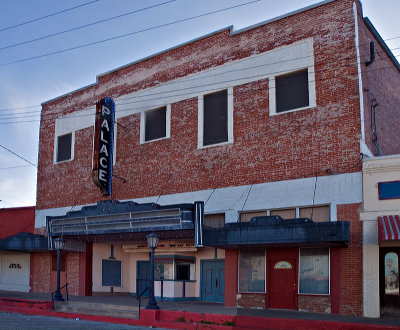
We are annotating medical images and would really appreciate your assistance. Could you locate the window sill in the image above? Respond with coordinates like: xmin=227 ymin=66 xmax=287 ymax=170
xmin=54 ymin=158 xmax=73 ymax=165
xmin=141 ymin=136 xmax=170 ymax=145
xmin=270 ymin=105 xmax=316 ymax=117
xmin=197 ymin=140 xmax=233 ymax=150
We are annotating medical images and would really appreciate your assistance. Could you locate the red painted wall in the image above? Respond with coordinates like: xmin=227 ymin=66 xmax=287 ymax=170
xmin=224 ymin=250 xmax=238 ymax=307
xmin=0 ymin=206 xmax=35 ymax=238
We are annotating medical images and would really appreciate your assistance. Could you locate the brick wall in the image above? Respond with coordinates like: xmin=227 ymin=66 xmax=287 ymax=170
xmin=298 ymin=295 xmax=331 ymax=313
xmin=30 ymin=252 xmax=51 ymax=293
xmin=66 ymin=253 xmax=80 ymax=295
xmin=337 ymin=203 xmax=363 ymax=316
xmin=357 ymin=4 xmax=400 ymax=156
xmin=237 ymin=293 xmax=266 ymax=309
xmin=37 ymin=0 xmax=366 ymax=211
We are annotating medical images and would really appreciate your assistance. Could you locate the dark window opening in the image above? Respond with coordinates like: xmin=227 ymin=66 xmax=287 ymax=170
xmin=56 ymin=133 xmax=72 ymax=162
xmin=276 ymin=69 xmax=309 ymax=113
xmin=379 ymin=181 xmax=400 ymax=200
xmin=145 ymin=107 xmax=167 ymax=142
xmin=203 ymin=90 xmax=228 ymax=146
xmin=176 ymin=264 xmax=190 ymax=281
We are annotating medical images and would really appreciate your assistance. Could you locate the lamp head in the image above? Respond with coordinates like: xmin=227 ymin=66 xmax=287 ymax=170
xmin=54 ymin=237 xmax=65 ymax=251
xmin=146 ymin=233 xmax=159 ymax=249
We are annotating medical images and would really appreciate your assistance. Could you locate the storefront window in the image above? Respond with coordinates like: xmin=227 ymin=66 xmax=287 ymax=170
xmin=239 ymin=249 xmax=265 ymax=292
xmin=385 ymin=252 xmax=399 ymax=295
xmin=299 ymin=248 xmax=329 ymax=294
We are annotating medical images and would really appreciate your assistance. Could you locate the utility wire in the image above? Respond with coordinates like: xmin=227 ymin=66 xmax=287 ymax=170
xmin=0 ymin=0 xmax=261 ymax=68
xmin=0 ymin=0 xmax=176 ymax=51
xmin=0 ymin=61 xmax=398 ymax=125
xmin=0 ymin=0 xmax=100 ymax=32
xmin=0 ymin=43 xmax=398 ymax=122
xmin=0 ymin=47 xmax=398 ymax=122
xmin=0 ymin=144 xmax=37 ymax=167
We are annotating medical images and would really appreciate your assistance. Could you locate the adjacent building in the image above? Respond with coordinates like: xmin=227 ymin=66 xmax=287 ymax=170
xmin=0 ymin=207 xmax=47 ymax=292
xmin=34 ymin=0 xmax=400 ymax=317
xmin=361 ymin=156 xmax=400 ymax=317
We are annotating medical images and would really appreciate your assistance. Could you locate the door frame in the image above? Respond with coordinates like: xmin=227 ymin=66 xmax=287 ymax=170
xmin=266 ymin=248 xmax=298 ymax=310
xmin=136 ymin=260 xmax=150 ymax=297
xmin=379 ymin=247 xmax=400 ymax=314
xmin=200 ymin=259 xmax=225 ymax=303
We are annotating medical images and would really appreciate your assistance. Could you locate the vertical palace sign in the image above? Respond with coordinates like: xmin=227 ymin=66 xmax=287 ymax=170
xmin=93 ymin=97 xmax=115 ymax=196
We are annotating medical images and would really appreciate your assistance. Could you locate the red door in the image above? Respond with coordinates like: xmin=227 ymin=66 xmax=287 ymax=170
xmin=268 ymin=249 xmax=298 ymax=310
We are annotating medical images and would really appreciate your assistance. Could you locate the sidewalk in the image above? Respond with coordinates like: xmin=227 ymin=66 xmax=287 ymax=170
xmin=0 ymin=290 xmax=400 ymax=330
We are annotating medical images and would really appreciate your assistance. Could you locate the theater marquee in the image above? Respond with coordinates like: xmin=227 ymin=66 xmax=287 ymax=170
xmin=93 ymin=97 xmax=115 ymax=196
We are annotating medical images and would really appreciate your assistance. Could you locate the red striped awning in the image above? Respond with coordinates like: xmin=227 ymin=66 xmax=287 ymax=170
xmin=378 ymin=215 xmax=400 ymax=242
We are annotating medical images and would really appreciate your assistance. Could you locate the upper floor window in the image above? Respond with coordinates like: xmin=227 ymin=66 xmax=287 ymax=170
xmin=379 ymin=181 xmax=400 ymax=200
xmin=276 ymin=69 xmax=309 ymax=113
xmin=240 ymin=205 xmax=330 ymax=222
xmin=141 ymin=105 xmax=171 ymax=143
xmin=55 ymin=133 xmax=73 ymax=163
xmin=198 ymin=88 xmax=233 ymax=148
xmin=269 ymin=68 xmax=316 ymax=116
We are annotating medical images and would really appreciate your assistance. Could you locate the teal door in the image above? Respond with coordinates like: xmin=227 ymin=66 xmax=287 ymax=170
xmin=137 ymin=261 xmax=150 ymax=297
xmin=201 ymin=260 xmax=225 ymax=303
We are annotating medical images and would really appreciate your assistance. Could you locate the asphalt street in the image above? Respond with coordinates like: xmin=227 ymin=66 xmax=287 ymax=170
xmin=0 ymin=312 xmax=168 ymax=330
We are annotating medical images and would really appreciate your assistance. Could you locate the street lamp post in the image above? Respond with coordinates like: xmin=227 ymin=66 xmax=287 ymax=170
xmin=145 ymin=233 xmax=159 ymax=310
xmin=53 ymin=237 xmax=65 ymax=301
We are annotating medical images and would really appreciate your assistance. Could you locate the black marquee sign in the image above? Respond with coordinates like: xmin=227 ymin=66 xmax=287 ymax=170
xmin=93 ymin=97 xmax=115 ymax=196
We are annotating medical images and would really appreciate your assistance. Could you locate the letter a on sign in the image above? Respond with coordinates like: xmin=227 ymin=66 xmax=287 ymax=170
xmin=92 ymin=97 xmax=115 ymax=196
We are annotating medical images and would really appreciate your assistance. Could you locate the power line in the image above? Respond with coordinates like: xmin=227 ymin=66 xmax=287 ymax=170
xmin=0 ymin=0 xmax=100 ymax=32
xmin=0 ymin=60 xmax=398 ymax=125
xmin=0 ymin=45 xmax=398 ymax=120
xmin=0 ymin=43 xmax=398 ymax=123
xmin=0 ymin=165 xmax=31 ymax=171
xmin=0 ymin=0 xmax=177 ymax=52
xmin=0 ymin=0 xmax=261 ymax=68
xmin=0 ymin=144 xmax=37 ymax=167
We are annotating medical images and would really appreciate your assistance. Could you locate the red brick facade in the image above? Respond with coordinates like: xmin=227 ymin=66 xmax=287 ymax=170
xmin=37 ymin=0 xmax=368 ymax=211
xmin=33 ymin=0 xmax=400 ymax=317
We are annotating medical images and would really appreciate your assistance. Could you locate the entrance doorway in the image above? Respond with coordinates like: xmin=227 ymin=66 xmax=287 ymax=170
xmin=137 ymin=261 xmax=150 ymax=297
xmin=267 ymin=248 xmax=298 ymax=310
xmin=201 ymin=260 xmax=225 ymax=303
xmin=380 ymin=247 xmax=400 ymax=316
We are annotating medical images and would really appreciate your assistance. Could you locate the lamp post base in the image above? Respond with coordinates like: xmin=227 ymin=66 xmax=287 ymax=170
xmin=145 ymin=297 xmax=159 ymax=310
xmin=53 ymin=291 xmax=64 ymax=301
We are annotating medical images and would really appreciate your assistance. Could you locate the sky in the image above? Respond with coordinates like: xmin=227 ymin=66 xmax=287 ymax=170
xmin=0 ymin=0 xmax=399 ymax=208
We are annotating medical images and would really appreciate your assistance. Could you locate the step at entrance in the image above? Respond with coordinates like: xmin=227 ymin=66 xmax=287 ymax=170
xmin=54 ymin=301 xmax=139 ymax=319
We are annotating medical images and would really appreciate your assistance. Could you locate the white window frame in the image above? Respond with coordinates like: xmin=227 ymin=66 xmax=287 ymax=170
xmin=269 ymin=67 xmax=316 ymax=116
xmin=198 ymin=87 xmax=233 ymax=149
xmin=298 ymin=247 xmax=330 ymax=296
xmin=140 ymin=104 xmax=171 ymax=144
xmin=54 ymin=132 xmax=75 ymax=164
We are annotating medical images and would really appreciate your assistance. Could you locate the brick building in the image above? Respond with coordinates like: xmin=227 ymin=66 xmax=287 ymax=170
xmin=34 ymin=0 xmax=400 ymax=317
xmin=0 ymin=207 xmax=47 ymax=292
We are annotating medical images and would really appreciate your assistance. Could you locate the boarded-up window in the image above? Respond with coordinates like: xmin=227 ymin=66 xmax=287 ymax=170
xmin=299 ymin=205 xmax=330 ymax=222
xmin=56 ymin=133 xmax=72 ymax=162
xmin=240 ymin=211 xmax=266 ymax=222
xmin=270 ymin=208 xmax=296 ymax=219
xmin=102 ymin=259 xmax=121 ymax=286
xmin=203 ymin=90 xmax=228 ymax=146
xmin=276 ymin=69 xmax=309 ymax=113
xmin=145 ymin=106 xmax=167 ymax=142
xmin=204 ymin=213 xmax=225 ymax=228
